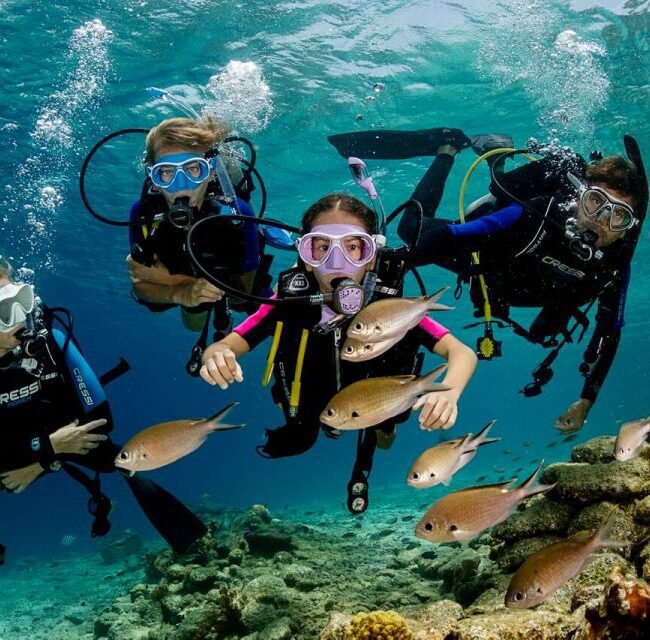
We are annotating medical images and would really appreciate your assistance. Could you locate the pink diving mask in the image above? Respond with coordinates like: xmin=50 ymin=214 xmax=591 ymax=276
xmin=296 ymin=224 xmax=377 ymax=276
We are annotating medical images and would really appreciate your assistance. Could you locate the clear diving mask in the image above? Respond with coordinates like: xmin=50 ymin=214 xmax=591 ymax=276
xmin=568 ymin=172 xmax=637 ymax=232
xmin=0 ymin=282 xmax=35 ymax=333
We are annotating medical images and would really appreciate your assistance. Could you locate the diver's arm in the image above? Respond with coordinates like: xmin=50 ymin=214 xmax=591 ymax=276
xmin=412 ymin=329 xmax=477 ymax=430
xmin=127 ymin=255 xmax=193 ymax=286
xmin=133 ymin=277 xmax=223 ymax=307
xmin=405 ymin=203 xmax=525 ymax=265
xmin=200 ymin=301 xmax=278 ymax=388
xmin=555 ymin=274 xmax=628 ymax=433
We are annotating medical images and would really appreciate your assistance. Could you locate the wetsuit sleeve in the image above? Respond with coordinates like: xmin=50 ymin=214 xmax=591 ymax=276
xmin=0 ymin=427 xmax=56 ymax=470
xmin=413 ymin=316 xmax=451 ymax=352
xmin=233 ymin=298 xmax=280 ymax=349
xmin=579 ymin=269 xmax=629 ymax=403
xmin=405 ymin=203 xmax=525 ymax=265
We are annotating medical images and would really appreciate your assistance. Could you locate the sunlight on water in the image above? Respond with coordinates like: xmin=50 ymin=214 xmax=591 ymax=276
xmin=476 ymin=0 xmax=610 ymax=144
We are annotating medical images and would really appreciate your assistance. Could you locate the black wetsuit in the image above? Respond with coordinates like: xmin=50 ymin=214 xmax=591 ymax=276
xmin=398 ymin=154 xmax=630 ymax=403
xmin=234 ymin=264 xmax=449 ymax=511
xmin=0 ymin=314 xmax=206 ymax=552
xmin=129 ymin=189 xmax=268 ymax=335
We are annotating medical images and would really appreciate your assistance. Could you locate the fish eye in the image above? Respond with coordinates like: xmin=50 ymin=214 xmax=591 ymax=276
xmin=412 ymin=473 xmax=419 ymax=480
xmin=326 ymin=408 xmax=335 ymax=417
xmin=424 ymin=522 xmax=433 ymax=532
xmin=354 ymin=323 xmax=363 ymax=331
xmin=118 ymin=451 xmax=128 ymax=460
xmin=513 ymin=591 xmax=523 ymax=601
xmin=351 ymin=411 xmax=360 ymax=418
xmin=449 ymin=524 xmax=458 ymax=532
xmin=344 ymin=345 xmax=354 ymax=354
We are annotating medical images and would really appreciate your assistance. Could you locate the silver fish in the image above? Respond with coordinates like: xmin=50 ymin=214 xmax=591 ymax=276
xmin=115 ymin=403 xmax=244 ymax=473
xmin=346 ymin=287 xmax=452 ymax=343
xmin=505 ymin=511 xmax=625 ymax=609
xmin=340 ymin=336 xmax=396 ymax=362
xmin=406 ymin=420 xmax=499 ymax=489
xmin=320 ymin=365 xmax=449 ymax=431
xmin=415 ymin=462 xmax=554 ymax=543
xmin=614 ymin=416 xmax=650 ymax=461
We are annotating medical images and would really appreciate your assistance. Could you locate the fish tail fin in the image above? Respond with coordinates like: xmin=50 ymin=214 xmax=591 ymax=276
xmin=593 ymin=509 xmax=628 ymax=550
xmin=418 ymin=364 xmax=450 ymax=394
xmin=207 ymin=402 xmax=246 ymax=432
xmin=425 ymin=286 xmax=454 ymax=312
xmin=518 ymin=460 xmax=555 ymax=498
xmin=471 ymin=419 xmax=500 ymax=447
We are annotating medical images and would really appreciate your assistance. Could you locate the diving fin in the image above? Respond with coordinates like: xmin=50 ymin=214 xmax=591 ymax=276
xmin=624 ymin=135 xmax=648 ymax=224
xmin=123 ymin=474 xmax=207 ymax=554
xmin=328 ymin=128 xmax=471 ymax=159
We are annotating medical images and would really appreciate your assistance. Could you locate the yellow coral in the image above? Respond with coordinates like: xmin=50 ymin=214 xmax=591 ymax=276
xmin=345 ymin=610 xmax=414 ymax=640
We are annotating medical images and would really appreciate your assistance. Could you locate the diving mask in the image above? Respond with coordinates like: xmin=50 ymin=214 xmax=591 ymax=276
xmin=149 ymin=153 xmax=212 ymax=193
xmin=0 ymin=282 xmax=35 ymax=333
xmin=568 ymin=173 xmax=637 ymax=232
xmin=296 ymin=224 xmax=377 ymax=271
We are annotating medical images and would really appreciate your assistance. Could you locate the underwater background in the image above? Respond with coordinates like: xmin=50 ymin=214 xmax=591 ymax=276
xmin=0 ymin=0 xmax=648 ymax=637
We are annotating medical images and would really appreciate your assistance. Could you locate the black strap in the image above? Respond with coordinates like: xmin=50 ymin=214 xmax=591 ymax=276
xmin=98 ymin=357 xmax=131 ymax=386
xmin=62 ymin=463 xmax=112 ymax=537
xmin=186 ymin=306 xmax=213 ymax=377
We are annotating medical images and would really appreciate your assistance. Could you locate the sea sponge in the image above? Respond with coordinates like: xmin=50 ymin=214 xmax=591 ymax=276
xmin=345 ymin=610 xmax=414 ymax=640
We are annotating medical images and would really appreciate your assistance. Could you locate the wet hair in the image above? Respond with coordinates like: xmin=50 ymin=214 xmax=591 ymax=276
xmin=301 ymin=193 xmax=378 ymax=234
xmin=145 ymin=116 xmax=230 ymax=165
xmin=586 ymin=156 xmax=641 ymax=207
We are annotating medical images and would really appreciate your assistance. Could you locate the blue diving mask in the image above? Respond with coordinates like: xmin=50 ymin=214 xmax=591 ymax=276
xmin=149 ymin=152 xmax=213 ymax=193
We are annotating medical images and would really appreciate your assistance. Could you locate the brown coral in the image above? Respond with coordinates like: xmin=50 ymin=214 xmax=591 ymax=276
xmin=345 ymin=610 xmax=414 ymax=640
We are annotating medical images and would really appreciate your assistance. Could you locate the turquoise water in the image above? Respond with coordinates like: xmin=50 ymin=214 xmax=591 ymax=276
xmin=0 ymin=0 xmax=648 ymax=633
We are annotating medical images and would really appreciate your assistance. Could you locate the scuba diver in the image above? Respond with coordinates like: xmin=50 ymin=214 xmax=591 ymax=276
xmin=126 ymin=115 xmax=275 ymax=368
xmin=80 ymin=92 xmax=289 ymax=376
xmin=329 ymin=127 xmax=648 ymax=433
xmin=0 ymin=257 xmax=207 ymax=559
xmin=197 ymin=194 xmax=477 ymax=514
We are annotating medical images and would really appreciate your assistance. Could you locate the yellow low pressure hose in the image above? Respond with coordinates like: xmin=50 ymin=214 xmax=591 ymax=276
xmin=289 ymin=328 xmax=310 ymax=417
xmin=262 ymin=320 xmax=284 ymax=387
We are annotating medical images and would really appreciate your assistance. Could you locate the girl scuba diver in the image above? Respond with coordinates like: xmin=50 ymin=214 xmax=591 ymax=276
xmin=199 ymin=194 xmax=477 ymax=514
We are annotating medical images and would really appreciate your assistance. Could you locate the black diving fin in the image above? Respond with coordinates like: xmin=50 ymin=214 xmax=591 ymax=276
xmin=328 ymin=128 xmax=513 ymax=160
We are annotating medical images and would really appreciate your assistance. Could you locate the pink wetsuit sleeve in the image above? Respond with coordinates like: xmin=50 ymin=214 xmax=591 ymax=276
xmin=418 ymin=316 xmax=450 ymax=341
xmin=234 ymin=295 xmax=277 ymax=337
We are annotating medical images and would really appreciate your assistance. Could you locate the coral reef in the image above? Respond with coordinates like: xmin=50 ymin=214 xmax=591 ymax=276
xmin=93 ymin=437 xmax=650 ymax=640
xmin=345 ymin=610 xmax=414 ymax=640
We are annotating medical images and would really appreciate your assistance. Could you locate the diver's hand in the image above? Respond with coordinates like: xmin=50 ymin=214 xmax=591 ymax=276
xmin=1 ymin=462 xmax=45 ymax=494
xmin=0 ymin=323 xmax=24 ymax=354
xmin=555 ymin=398 xmax=592 ymax=434
xmin=412 ymin=389 xmax=459 ymax=430
xmin=174 ymin=278 xmax=224 ymax=307
xmin=126 ymin=255 xmax=191 ymax=286
xmin=200 ymin=344 xmax=244 ymax=389
xmin=49 ymin=419 xmax=108 ymax=455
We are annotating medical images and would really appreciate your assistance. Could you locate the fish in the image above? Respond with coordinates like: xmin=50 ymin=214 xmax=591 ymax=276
xmin=406 ymin=420 xmax=499 ymax=489
xmin=505 ymin=511 xmax=625 ymax=609
xmin=340 ymin=336 xmax=396 ymax=363
xmin=346 ymin=287 xmax=452 ymax=343
xmin=319 ymin=365 xmax=449 ymax=431
xmin=61 ymin=534 xmax=77 ymax=547
xmin=115 ymin=403 xmax=244 ymax=473
xmin=614 ymin=416 xmax=650 ymax=461
xmin=415 ymin=462 xmax=555 ymax=543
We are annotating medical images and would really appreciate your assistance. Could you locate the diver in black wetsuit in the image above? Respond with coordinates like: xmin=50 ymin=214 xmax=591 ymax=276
xmin=329 ymin=128 xmax=648 ymax=433
xmin=0 ymin=258 xmax=207 ymax=558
